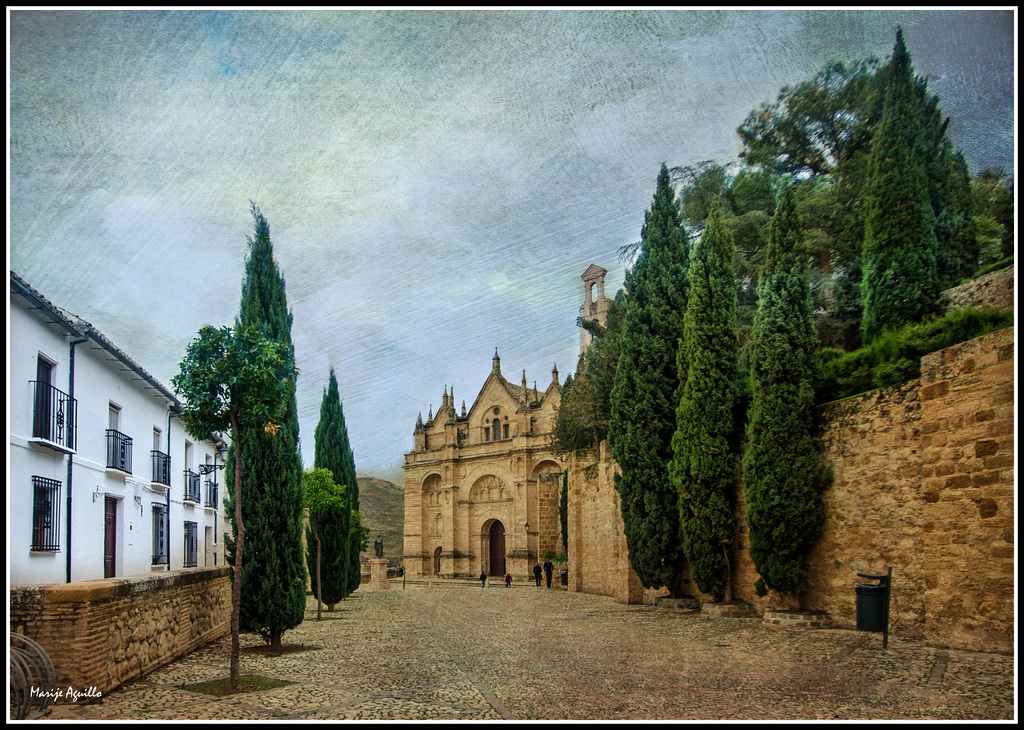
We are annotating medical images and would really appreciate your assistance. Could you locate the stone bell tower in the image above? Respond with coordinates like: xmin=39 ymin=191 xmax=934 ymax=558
xmin=578 ymin=264 xmax=611 ymax=355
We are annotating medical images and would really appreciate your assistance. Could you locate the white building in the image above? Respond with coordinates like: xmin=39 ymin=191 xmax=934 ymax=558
xmin=9 ymin=272 xmax=228 ymax=585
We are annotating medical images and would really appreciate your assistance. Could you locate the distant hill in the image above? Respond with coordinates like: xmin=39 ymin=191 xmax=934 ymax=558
xmin=356 ymin=476 xmax=404 ymax=569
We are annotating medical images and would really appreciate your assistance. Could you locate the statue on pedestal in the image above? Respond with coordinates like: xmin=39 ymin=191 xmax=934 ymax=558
xmin=374 ymin=534 xmax=384 ymax=559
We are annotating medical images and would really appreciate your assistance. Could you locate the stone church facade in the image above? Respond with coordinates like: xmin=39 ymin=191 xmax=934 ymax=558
xmin=403 ymin=265 xmax=613 ymax=580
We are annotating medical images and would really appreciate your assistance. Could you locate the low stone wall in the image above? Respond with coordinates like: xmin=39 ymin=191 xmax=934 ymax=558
xmin=10 ymin=567 xmax=230 ymax=698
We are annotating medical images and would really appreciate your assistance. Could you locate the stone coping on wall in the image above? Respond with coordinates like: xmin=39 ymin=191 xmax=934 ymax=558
xmin=701 ymin=602 xmax=759 ymax=619
xmin=33 ymin=566 xmax=231 ymax=603
xmin=762 ymin=610 xmax=834 ymax=629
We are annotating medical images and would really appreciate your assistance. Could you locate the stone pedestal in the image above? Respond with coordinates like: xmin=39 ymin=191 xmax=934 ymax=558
xmin=368 ymin=559 xmax=390 ymax=591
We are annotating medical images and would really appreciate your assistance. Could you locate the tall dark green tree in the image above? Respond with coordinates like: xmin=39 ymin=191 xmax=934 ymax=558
xmin=608 ymin=164 xmax=690 ymax=597
xmin=670 ymin=198 xmax=738 ymax=602
xmin=860 ymin=29 xmax=940 ymax=342
xmin=225 ymin=203 xmax=306 ymax=649
xmin=307 ymin=368 xmax=353 ymax=608
xmin=743 ymin=187 xmax=826 ymax=602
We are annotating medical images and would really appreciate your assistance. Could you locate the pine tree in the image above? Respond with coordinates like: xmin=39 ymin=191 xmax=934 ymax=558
xmin=671 ymin=198 xmax=738 ymax=602
xmin=608 ymin=164 xmax=690 ymax=597
xmin=860 ymin=29 xmax=940 ymax=343
xmin=308 ymin=368 xmax=352 ymax=609
xmin=225 ymin=203 xmax=306 ymax=649
xmin=743 ymin=187 xmax=826 ymax=601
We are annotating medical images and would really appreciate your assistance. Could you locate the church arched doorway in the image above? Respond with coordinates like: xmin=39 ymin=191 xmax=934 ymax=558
xmin=484 ymin=520 xmax=506 ymax=576
xmin=433 ymin=546 xmax=441 ymax=575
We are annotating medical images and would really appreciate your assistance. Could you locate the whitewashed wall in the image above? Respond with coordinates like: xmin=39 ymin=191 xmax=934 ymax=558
xmin=9 ymin=281 xmax=226 ymax=585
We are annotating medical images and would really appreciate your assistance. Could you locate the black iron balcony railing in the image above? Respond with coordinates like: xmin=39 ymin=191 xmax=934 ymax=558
xmin=204 ymin=479 xmax=219 ymax=509
xmin=183 ymin=470 xmax=201 ymax=503
xmin=105 ymin=429 xmax=132 ymax=474
xmin=151 ymin=450 xmax=171 ymax=486
xmin=31 ymin=381 xmax=77 ymax=451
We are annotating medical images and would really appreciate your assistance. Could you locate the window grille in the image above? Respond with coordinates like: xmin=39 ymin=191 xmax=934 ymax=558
xmin=31 ymin=477 xmax=62 ymax=551
xmin=183 ymin=521 xmax=198 ymax=568
xmin=152 ymin=504 xmax=168 ymax=564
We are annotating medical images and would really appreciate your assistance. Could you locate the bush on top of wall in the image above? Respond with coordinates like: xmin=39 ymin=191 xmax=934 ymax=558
xmin=816 ymin=307 xmax=1013 ymax=404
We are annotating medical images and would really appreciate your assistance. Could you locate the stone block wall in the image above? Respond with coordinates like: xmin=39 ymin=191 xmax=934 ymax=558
xmin=10 ymin=567 xmax=231 ymax=698
xmin=565 ymin=328 xmax=1014 ymax=653
xmin=917 ymin=327 xmax=1015 ymax=651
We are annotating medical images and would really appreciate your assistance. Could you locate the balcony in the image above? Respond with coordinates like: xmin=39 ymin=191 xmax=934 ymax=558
xmin=183 ymin=470 xmax=201 ymax=504
xmin=105 ymin=429 xmax=133 ymax=474
xmin=204 ymin=479 xmax=219 ymax=509
xmin=30 ymin=381 xmax=76 ymax=453
xmin=151 ymin=450 xmax=171 ymax=487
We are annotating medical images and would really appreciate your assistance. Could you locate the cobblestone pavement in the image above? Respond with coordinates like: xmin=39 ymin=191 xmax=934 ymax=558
xmin=43 ymin=582 xmax=1016 ymax=722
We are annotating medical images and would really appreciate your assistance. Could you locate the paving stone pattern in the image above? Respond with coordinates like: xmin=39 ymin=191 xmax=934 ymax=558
xmin=42 ymin=583 xmax=1015 ymax=721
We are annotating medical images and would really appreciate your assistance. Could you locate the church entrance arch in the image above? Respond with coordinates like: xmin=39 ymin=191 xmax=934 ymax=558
xmin=433 ymin=546 xmax=441 ymax=575
xmin=482 ymin=519 xmax=506 ymax=576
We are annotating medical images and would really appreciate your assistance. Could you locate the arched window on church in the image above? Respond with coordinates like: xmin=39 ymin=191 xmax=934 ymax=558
xmin=492 ymin=419 xmax=501 ymax=441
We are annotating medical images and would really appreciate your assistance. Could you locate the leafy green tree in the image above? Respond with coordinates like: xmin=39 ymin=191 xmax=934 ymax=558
xmin=670 ymin=199 xmax=738 ymax=602
xmin=738 ymin=58 xmax=883 ymax=178
xmin=303 ymin=468 xmax=347 ymax=621
xmin=173 ymin=325 xmax=289 ymax=690
xmin=860 ymin=29 xmax=940 ymax=342
xmin=742 ymin=187 xmax=827 ymax=601
xmin=309 ymin=368 xmax=355 ymax=607
xmin=227 ymin=203 xmax=307 ymax=650
xmin=971 ymin=169 xmax=1014 ymax=264
xmin=551 ymin=294 xmax=624 ymax=456
xmin=608 ymin=164 xmax=690 ymax=597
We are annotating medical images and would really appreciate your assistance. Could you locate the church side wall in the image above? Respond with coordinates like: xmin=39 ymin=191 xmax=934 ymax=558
xmin=566 ymin=327 xmax=1014 ymax=653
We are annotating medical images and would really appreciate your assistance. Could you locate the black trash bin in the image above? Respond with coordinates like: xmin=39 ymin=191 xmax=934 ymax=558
xmin=855 ymin=583 xmax=887 ymax=631
xmin=560 ymin=569 xmax=568 ymax=587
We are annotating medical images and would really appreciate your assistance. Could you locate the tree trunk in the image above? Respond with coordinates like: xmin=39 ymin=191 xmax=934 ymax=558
xmin=229 ymin=413 xmax=244 ymax=691
xmin=313 ymin=517 xmax=322 ymax=621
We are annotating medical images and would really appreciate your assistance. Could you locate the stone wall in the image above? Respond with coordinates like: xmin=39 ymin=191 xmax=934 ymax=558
xmin=938 ymin=266 xmax=1014 ymax=313
xmin=9 ymin=567 xmax=231 ymax=698
xmin=565 ymin=328 xmax=1014 ymax=653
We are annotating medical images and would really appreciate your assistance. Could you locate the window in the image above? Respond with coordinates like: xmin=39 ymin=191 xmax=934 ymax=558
xmin=31 ymin=477 xmax=62 ymax=551
xmin=183 ymin=521 xmax=198 ymax=568
xmin=503 ymin=423 xmax=509 ymax=439
xmin=492 ymin=420 xmax=501 ymax=442
xmin=152 ymin=504 xmax=167 ymax=565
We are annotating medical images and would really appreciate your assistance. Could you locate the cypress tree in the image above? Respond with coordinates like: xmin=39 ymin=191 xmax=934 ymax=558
xmin=861 ymin=29 xmax=940 ymax=342
xmin=743 ymin=186 xmax=826 ymax=601
xmin=670 ymin=198 xmax=738 ymax=602
xmin=608 ymin=164 xmax=690 ymax=597
xmin=308 ymin=368 xmax=352 ymax=609
xmin=225 ymin=203 xmax=306 ymax=649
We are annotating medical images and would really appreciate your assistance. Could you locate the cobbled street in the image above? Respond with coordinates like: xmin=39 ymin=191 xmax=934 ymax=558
xmin=43 ymin=582 xmax=1015 ymax=722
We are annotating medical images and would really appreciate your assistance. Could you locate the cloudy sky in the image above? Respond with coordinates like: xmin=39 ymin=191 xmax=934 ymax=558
xmin=9 ymin=9 xmax=1015 ymax=483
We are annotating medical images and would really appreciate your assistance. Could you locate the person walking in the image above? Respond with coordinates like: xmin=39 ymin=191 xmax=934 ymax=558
xmin=479 ymin=571 xmax=487 ymax=588
xmin=504 ymin=572 xmax=512 ymax=588
xmin=533 ymin=563 xmax=543 ymax=587
xmin=543 ymin=558 xmax=554 ymax=588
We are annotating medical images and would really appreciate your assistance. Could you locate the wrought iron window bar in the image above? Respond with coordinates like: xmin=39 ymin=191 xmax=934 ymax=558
xmin=31 ymin=476 xmax=62 ymax=551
